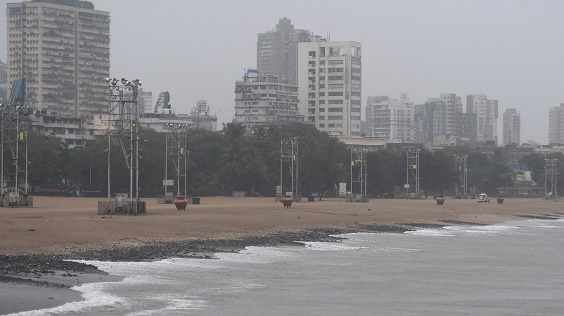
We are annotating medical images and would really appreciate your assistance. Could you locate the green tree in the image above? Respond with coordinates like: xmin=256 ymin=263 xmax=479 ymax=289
xmin=27 ymin=133 xmax=63 ymax=188
xmin=186 ymin=128 xmax=227 ymax=196
xmin=419 ymin=149 xmax=456 ymax=196
xmin=366 ymin=150 xmax=404 ymax=197
xmin=519 ymin=152 xmax=545 ymax=184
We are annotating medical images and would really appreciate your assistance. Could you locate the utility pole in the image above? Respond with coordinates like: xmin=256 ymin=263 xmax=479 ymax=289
xmin=406 ymin=148 xmax=420 ymax=199
xmin=454 ymin=154 xmax=468 ymax=198
xmin=545 ymin=158 xmax=557 ymax=199
xmin=280 ymin=137 xmax=299 ymax=200
xmin=350 ymin=146 xmax=368 ymax=201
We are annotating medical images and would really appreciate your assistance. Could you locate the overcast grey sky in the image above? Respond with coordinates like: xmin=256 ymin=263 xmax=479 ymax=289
xmin=2 ymin=0 xmax=563 ymax=144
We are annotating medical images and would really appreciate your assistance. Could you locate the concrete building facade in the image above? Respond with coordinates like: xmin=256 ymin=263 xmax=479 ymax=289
xmin=6 ymin=0 xmax=110 ymax=117
xmin=30 ymin=110 xmax=94 ymax=148
xmin=297 ymin=41 xmax=362 ymax=138
xmin=257 ymin=17 xmax=317 ymax=84
xmin=503 ymin=108 xmax=521 ymax=145
xmin=440 ymin=93 xmax=463 ymax=136
xmin=0 ymin=59 xmax=6 ymax=102
xmin=137 ymin=89 xmax=153 ymax=115
xmin=548 ymin=104 xmax=564 ymax=145
xmin=466 ymin=94 xmax=498 ymax=144
xmin=365 ymin=94 xmax=415 ymax=142
xmin=414 ymin=100 xmax=447 ymax=145
xmin=234 ymin=70 xmax=302 ymax=132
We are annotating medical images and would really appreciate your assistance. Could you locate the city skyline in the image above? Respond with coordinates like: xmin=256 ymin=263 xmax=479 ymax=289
xmin=1 ymin=0 xmax=563 ymax=144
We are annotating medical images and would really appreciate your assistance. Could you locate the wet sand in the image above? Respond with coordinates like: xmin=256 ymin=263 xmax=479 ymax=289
xmin=1 ymin=196 xmax=563 ymax=314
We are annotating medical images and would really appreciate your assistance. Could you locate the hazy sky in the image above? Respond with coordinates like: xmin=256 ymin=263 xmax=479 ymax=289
xmin=2 ymin=0 xmax=563 ymax=144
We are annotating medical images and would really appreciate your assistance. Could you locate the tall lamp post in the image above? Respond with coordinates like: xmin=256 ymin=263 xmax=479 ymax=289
xmin=454 ymin=154 xmax=468 ymax=198
xmin=165 ymin=123 xmax=188 ymax=198
xmin=545 ymin=158 xmax=557 ymax=199
xmin=106 ymin=77 xmax=142 ymax=213
xmin=0 ymin=103 xmax=31 ymax=202
xmin=406 ymin=148 xmax=420 ymax=199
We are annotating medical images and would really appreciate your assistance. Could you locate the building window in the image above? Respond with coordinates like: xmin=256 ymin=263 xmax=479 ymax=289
xmin=328 ymin=68 xmax=343 ymax=72
xmin=328 ymin=108 xmax=343 ymax=112
xmin=328 ymin=92 xmax=343 ymax=96
xmin=328 ymin=100 xmax=343 ymax=104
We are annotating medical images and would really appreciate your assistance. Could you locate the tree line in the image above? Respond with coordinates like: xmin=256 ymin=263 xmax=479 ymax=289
xmin=7 ymin=122 xmax=562 ymax=197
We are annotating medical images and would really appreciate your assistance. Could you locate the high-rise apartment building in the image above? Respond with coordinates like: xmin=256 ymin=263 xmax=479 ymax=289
xmin=440 ymin=93 xmax=463 ymax=136
xmin=137 ymin=89 xmax=153 ymax=114
xmin=503 ymin=108 xmax=520 ymax=145
xmin=466 ymin=94 xmax=498 ymax=143
xmin=234 ymin=70 xmax=302 ymax=131
xmin=365 ymin=94 xmax=415 ymax=142
xmin=257 ymin=18 xmax=318 ymax=84
xmin=6 ymin=0 xmax=110 ymax=117
xmin=548 ymin=104 xmax=564 ymax=145
xmin=414 ymin=100 xmax=447 ymax=145
xmin=297 ymin=41 xmax=362 ymax=138
xmin=0 ymin=59 xmax=6 ymax=101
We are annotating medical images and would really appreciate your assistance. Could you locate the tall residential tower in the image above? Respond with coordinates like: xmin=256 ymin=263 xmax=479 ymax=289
xmin=297 ymin=41 xmax=362 ymax=137
xmin=6 ymin=0 xmax=110 ymax=117
xmin=257 ymin=17 xmax=316 ymax=84
xmin=365 ymin=94 xmax=415 ymax=142
xmin=503 ymin=108 xmax=520 ymax=145
xmin=466 ymin=94 xmax=498 ymax=144
xmin=548 ymin=104 xmax=564 ymax=145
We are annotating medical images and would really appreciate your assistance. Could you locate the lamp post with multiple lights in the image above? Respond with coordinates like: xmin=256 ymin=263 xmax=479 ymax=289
xmin=0 ymin=103 xmax=31 ymax=203
xmin=106 ymin=77 xmax=142 ymax=213
xmin=165 ymin=123 xmax=188 ymax=198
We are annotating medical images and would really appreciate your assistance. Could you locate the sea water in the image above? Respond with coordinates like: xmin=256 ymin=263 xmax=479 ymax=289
xmin=11 ymin=218 xmax=564 ymax=316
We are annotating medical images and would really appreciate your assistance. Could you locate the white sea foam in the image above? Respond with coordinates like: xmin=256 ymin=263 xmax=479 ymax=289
xmin=300 ymin=241 xmax=368 ymax=251
xmin=408 ymin=223 xmax=521 ymax=237
xmin=214 ymin=246 xmax=295 ymax=264
xmin=377 ymin=247 xmax=421 ymax=253
xmin=405 ymin=228 xmax=455 ymax=237
xmin=526 ymin=219 xmax=560 ymax=228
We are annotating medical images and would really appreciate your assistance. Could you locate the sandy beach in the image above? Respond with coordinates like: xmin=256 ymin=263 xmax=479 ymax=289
xmin=1 ymin=195 xmax=563 ymax=314
xmin=2 ymin=196 xmax=564 ymax=255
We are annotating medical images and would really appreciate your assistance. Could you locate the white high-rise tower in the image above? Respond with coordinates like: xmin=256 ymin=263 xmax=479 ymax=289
xmin=297 ymin=41 xmax=362 ymax=137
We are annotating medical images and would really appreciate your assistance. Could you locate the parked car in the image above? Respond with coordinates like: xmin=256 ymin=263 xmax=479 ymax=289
xmin=477 ymin=193 xmax=490 ymax=203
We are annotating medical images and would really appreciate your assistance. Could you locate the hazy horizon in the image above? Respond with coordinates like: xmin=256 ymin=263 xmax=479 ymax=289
xmin=1 ymin=0 xmax=563 ymax=144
